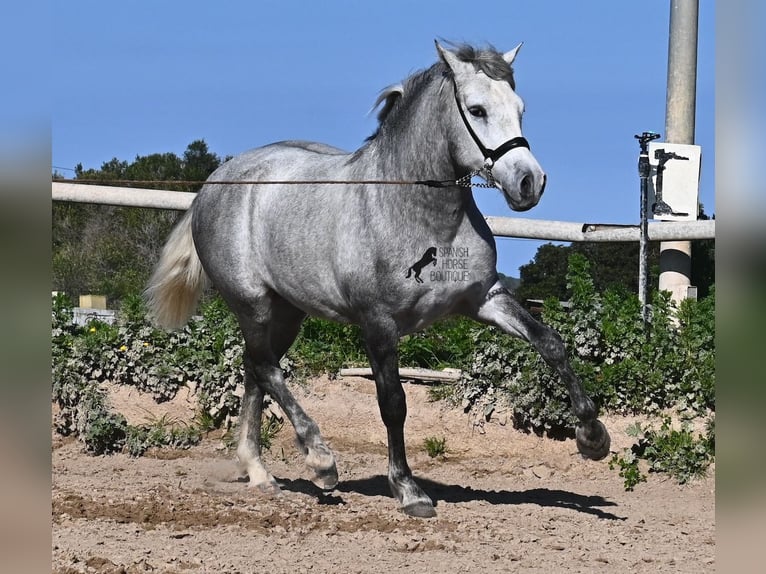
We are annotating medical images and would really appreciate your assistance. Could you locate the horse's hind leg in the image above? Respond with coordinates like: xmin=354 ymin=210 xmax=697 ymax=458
xmin=363 ymin=319 xmax=436 ymax=518
xmin=474 ymin=284 xmax=611 ymax=459
xmin=237 ymin=352 xmax=280 ymax=494
xmin=236 ymin=296 xmax=338 ymax=492
xmin=268 ymin=299 xmax=337 ymax=489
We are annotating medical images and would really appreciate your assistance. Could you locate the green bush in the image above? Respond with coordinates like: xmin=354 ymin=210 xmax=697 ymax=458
xmin=287 ymin=318 xmax=366 ymax=376
xmin=78 ymin=385 xmax=129 ymax=455
xmin=610 ymin=416 xmax=715 ymax=490
xmin=424 ymin=436 xmax=447 ymax=458
xmin=124 ymin=415 xmax=202 ymax=457
xmin=287 ymin=315 xmax=478 ymax=377
xmin=458 ymin=254 xmax=715 ymax=436
xmin=399 ymin=317 xmax=477 ymax=370
xmin=52 ymin=293 xmax=244 ymax=454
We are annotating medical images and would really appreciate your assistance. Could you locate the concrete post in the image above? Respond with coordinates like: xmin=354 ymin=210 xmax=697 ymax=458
xmin=659 ymin=0 xmax=699 ymax=303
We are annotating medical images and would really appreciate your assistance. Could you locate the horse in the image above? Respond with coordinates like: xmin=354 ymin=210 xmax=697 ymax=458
xmin=145 ymin=41 xmax=610 ymax=518
xmin=405 ymin=247 xmax=438 ymax=283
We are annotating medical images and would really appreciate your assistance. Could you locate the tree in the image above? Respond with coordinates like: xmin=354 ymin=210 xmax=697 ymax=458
xmin=514 ymin=243 xmax=571 ymax=303
xmin=514 ymin=209 xmax=714 ymax=303
xmin=52 ymin=140 xmax=225 ymax=305
xmin=182 ymin=140 xmax=224 ymax=190
xmin=514 ymin=241 xmax=663 ymax=303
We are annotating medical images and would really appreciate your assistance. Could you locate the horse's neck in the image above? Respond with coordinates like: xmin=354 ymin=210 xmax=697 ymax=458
xmin=350 ymin=92 xmax=477 ymax=241
xmin=356 ymin=82 xmax=466 ymax=207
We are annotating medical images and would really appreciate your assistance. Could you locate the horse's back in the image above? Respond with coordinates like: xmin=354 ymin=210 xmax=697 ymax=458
xmin=204 ymin=141 xmax=351 ymax=182
xmin=273 ymin=140 xmax=348 ymax=156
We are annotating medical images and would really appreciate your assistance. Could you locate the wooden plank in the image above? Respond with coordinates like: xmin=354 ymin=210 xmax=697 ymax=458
xmin=339 ymin=367 xmax=462 ymax=383
xmin=52 ymin=183 xmax=715 ymax=241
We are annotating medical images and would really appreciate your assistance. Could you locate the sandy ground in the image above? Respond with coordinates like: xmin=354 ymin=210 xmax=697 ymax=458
xmin=52 ymin=376 xmax=715 ymax=573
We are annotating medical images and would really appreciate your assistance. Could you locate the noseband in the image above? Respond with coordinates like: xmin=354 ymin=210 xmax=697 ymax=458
xmin=451 ymin=79 xmax=530 ymax=188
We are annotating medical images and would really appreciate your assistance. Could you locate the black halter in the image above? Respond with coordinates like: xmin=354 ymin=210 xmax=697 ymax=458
xmin=452 ymin=79 xmax=530 ymax=173
xmin=410 ymin=78 xmax=533 ymax=190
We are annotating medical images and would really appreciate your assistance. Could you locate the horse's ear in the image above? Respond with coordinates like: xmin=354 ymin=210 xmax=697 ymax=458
xmin=502 ymin=43 xmax=523 ymax=65
xmin=435 ymin=40 xmax=462 ymax=73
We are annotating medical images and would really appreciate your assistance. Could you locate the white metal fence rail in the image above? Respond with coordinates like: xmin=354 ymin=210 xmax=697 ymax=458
xmin=52 ymin=182 xmax=715 ymax=242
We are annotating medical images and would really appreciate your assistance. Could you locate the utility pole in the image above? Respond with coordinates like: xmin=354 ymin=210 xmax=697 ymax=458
xmin=659 ymin=0 xmax=699 ymax=303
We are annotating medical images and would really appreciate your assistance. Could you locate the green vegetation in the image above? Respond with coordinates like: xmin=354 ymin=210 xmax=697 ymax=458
xmin=124 ymin=414 xmax=203 ymax=457
xmin=259 ymin=413 xmax=285 ymax=451
xmin=458 ymin=254 xmax=715 ymax=437
xmin=52 ymin=140 xmax=226 ymax=305
xmin=457 ymin=253 xmax=715 ymax=489
xmin=513 ymin=211 xmax=714 ymax=304
xmin=424 ymin=436 xmax=447 ymax=458
xmin=610 ymin=417 xmax=715 ymax=490
xmin=51 ymin=252 xmax=715 ymax=486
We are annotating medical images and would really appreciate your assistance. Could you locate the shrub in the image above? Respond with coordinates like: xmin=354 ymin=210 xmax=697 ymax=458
xmin=52 ymin=293 xmax=245 ymax=454
xmin=78 ymin=385 xmax=128 ymax=455
xmin=124 ymin=415 xmax=202 ymax=457
xmin=53 ymin=293 xmax=486 ymax=456
xmin=287 ymin=318 xmax=366 ymax=376
xmin=287 ymin=315 xmax=478 ymax=378
xmin=399 ymin=317 xmax=477 ymax=370
xmin=424 ymin=436 xmax=447 ymax=458
xmin=458 ymin=254 xmax=715 ymax=436
xmin=610 ymin=416 xmax=715 ymax=490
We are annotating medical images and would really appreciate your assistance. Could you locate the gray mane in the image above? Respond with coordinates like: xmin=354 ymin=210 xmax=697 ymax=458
xmin=451 ymin=43 xmax=516 ymax=88
xmin=366 ymin=43 xmax=515 ymax=141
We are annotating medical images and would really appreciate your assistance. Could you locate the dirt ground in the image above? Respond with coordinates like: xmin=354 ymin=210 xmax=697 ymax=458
xmin=52 ymin=376 xmax=715 ymax=573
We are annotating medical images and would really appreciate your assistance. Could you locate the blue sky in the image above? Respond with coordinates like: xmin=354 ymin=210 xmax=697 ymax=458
xmin=51 ymin=1 xmax=715 ymax=277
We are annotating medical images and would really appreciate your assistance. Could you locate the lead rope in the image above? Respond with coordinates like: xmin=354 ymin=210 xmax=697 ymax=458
xmin=55 ymin=81 xmax=529 ymax=192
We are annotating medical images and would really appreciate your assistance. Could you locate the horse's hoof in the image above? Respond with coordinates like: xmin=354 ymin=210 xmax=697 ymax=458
xmin=306 ymin=444 xmax=338 ymax=490
xmin=311 ymin=464 xmax=339 ymax=491
xmin=251 ymin=479 xmax=283 ymax=497
xmin=401 ymin=501 xmax=437 ymax=518
xmin=576 ymin=420 xmax=611 ymax=460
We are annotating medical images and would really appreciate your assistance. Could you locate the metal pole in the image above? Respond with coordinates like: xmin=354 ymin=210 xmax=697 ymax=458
xmin=639 ymin=162 xmax=650 ymax=323
xmin=636 ymin=132 xmax=660 ymax=324
xmin=660 ymin=0 xmax=699 ymax=303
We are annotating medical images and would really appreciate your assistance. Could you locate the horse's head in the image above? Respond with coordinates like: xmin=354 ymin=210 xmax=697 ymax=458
xmin=436 ymin=42 xmax=546 ymax=212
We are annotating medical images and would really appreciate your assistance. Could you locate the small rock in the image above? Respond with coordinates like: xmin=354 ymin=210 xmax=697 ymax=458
xmin=531 ymin=465 xmax=553 ymax=479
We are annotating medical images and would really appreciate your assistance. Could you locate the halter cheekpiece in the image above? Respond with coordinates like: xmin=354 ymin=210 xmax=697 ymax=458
xmin=451 ymin=78 xmax=530 ymax=189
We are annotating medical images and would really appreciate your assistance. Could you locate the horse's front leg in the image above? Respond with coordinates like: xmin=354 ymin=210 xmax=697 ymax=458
xmin=363 ymin=320 xmax=436 ymax=518
xmin=474 ymin=284 xmax=611 ymax=459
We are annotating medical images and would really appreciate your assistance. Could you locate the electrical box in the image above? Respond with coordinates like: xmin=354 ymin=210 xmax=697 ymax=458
xmin=647 ymin=142 xmax=701 ymax=221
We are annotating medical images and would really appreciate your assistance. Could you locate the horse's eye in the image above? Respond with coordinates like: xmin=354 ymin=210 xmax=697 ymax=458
xmin=468 ymin=106 xmax=487 ymax=118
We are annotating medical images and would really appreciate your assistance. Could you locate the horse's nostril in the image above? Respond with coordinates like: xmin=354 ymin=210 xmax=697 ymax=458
xmin=540 ymin=174 xmax=547 ymax=196
xmin=520 ymin=174 xmax=533 ymax=198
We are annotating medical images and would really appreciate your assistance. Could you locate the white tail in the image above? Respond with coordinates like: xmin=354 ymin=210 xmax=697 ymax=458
xmin=144 ymin=210 xmax=208 ymax=329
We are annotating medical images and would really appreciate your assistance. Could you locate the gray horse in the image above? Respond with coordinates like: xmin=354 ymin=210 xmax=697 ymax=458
xmin=145 ymin=41 xmax=610 ymax=518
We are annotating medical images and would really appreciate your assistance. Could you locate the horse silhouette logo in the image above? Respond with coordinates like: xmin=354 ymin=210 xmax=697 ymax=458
xmin=405 ymin=247 xmax=437 ymax=283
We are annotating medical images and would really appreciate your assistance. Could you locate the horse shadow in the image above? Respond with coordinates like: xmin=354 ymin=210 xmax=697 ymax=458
xmin=276 ymin=475 xmax=626 ymax=521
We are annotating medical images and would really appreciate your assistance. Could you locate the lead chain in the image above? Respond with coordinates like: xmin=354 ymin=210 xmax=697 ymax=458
xmin=455 ymin=166 xmax=498 ymax=189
